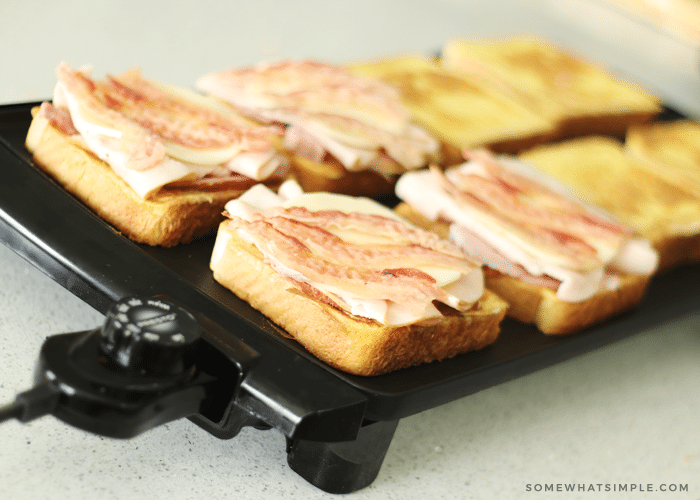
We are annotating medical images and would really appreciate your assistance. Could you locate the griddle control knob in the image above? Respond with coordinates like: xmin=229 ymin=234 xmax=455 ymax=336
xmin=98 ymin=297 xmax=201 ymax=377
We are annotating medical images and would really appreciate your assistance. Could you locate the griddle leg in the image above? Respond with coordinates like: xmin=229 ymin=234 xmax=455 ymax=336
xmin=286 ymin=419 xmax=399 ymax=494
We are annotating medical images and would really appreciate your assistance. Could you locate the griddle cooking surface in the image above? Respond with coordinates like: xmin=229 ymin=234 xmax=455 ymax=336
xmin=2 ymin=102 xmax=698 ymax=422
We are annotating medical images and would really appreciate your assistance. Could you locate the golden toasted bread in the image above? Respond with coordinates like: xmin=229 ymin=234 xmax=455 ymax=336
xmin=625 ymin=119 xmax=700 ymax=197
xmin=441 ymin=37 xmax=662 ymax=139
xmin=520 ymin=135 xmax=700 ymax=270
xmin=349 ymin=54 xmax=557 ymax=157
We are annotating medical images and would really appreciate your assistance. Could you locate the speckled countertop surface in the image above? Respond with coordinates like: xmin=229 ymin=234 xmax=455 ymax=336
xmin=1 ymin=1 xmax=700 ymax=499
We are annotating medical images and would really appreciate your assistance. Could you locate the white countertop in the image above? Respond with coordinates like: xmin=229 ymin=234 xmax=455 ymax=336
xmin=1 ymin=1 xmax=700 ymax=498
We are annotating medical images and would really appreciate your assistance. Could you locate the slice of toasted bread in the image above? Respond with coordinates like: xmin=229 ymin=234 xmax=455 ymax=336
xmin=25 ymin=107 xmax=279 ymax=247
xmin=520 ymin=135 xmax=700 ymax=270
xmin=441 ymin=37 xmax=662 ymax=139
xmin=394 ymin=202 xmax=651 ymax=335
xmin=349 ymin=55 xmax=557 ymax=156
xmin=210 ymin=217 xmax=507 ymax=376
xmin=625 ymin=119 xmax=700 ymax=197
xmin=480 ymin=269 xmax=650 ymax=335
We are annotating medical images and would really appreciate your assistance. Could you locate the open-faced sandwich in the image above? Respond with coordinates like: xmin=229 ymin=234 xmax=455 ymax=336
xmin=394 ymin=149 xmax=659 ymax=335
xmin=196 ymin=59 xmax=443 ymax=197
xmin=25 ymin=62 xmax=288 ymax=246
xmin=209 ymin=180 xmax=508 ymax=376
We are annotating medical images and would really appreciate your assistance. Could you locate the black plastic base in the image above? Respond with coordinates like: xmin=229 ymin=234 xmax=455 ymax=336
xmin=189 ymin=394 xmax=396 ymax=493
xmin=287 ymin=419 xmax=399 ymax=494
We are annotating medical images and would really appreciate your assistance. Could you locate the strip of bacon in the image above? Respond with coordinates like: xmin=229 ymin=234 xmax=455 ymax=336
xmin=431 ymin=150 xmax=633 ymax=272
xmin=258 ymin=212 xmax=477 ymax=274
xmin=462 ymin=149 xmax=632 ymax=238
xmin=99 ymin=69 xmax=277 ymax=153
xmin=55 ymin=62 xmax=166 ymax=171
xmin=270 ymin=205 xmax=476 ymax=261
xmin=162 ymin=172 xmax=258 ymax=191
xmin=231 ymin=216 xmax=453 ymax=317
xmin=198 ymin=60 xmax=411 ymax=133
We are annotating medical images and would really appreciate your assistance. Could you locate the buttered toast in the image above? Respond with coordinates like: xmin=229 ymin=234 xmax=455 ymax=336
xmin=441 ymin=37 xmax=662 ymax=140
xmin=625 ymin=119 xmax=700 ymax=198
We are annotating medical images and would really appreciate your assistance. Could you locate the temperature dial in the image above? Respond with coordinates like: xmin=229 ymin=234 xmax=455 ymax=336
xmin=99 ymin=296 xmax=201 ymax=377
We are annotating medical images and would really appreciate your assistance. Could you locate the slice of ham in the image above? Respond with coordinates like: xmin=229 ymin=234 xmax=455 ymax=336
xmin=282 ymin=123 xmax=327 ymax=163
xmin=286 ymin=112 xmax=439 ymax=171
xmin=449 ymin=223 xmax=562 ymax=290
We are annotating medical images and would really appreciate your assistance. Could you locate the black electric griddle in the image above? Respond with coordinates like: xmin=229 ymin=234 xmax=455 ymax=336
xmin=1 ymin=102 xmax=699 ymax=493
